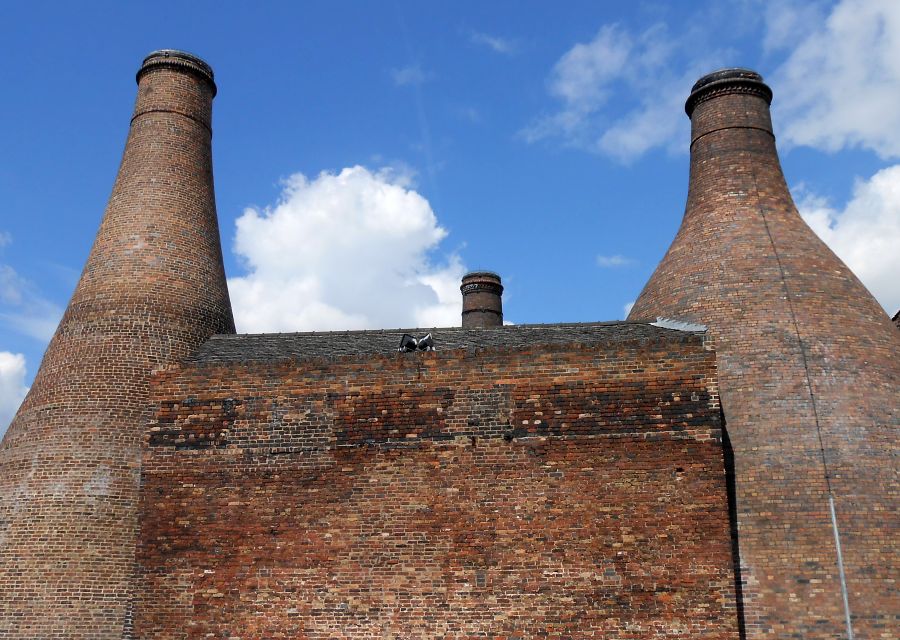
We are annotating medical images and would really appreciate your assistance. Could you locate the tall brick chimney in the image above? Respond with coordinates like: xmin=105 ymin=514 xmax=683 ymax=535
xmin=461 ymin=271 xmax=503 ymax=328
xmin=0 ymin=50 xmax=234 ymax=638
xmin=629 ymin=69 xmax=900 ymax=638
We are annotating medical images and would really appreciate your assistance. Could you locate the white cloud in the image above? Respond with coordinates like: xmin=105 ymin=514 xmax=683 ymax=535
xmin=521 ymin=24 xmax=632 ymax=145
xmin=228 ymin=166 xmax=466 ymax=333
xmin=456 ymin=106 xmax=483 ymax=124
xmin=770 ymin=0 xmax=900 ymax=157
xmin=0 ymin=231 xmax=10 ymax=249
xmin=0 ymin=265 xmax=23 ymax=304
xmin=762 ymin=1 xmax=828 ymax=53
xmin=796 ymin=164 xmax=900 ymax=313
xmin=596 ymin=254 xmax=635 ymax=268
xmin=623 ymin=301 xmax=635 ymax=319
xmin=391 ymin=64 xmax=432 ymax=87
xmin=0 ymin=352 xmax=27 ymax=435
xmin=521 ymin=23 xmax=715 ymax=163
xmin=0 ymin=265 xmax=63 ymax=342
xmin=470 ymin=31 xmax=518 ymax=55
xmin=524 ymin=1 xmax=900 ymax=162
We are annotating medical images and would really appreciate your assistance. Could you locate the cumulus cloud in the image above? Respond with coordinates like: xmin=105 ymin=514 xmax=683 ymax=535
xmin=770 ymin=0 xmax=900 ymax=157
xmin=227 ymin=166 xmax=466 ymax=333
xmin=470 ymin=31 xmax=518 ymax=55
xmin=391 ymin=64 xmax=432 ymax=87
xmin=0 ymin=352 xmax=27 ymax=435
xmin=596 ymin=254 xmax=635 ymax=268
xmin=521 ymin=23 xmax=716 ymax=163
xmin=795 ymin=164 xmax=900 ymax=313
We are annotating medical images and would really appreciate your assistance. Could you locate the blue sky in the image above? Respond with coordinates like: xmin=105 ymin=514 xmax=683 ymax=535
xmin=2 ymin=0 xmax=899 ymax=428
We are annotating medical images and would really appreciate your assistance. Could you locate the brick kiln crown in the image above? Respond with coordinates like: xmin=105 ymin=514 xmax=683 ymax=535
xmin=684 ymin=67 xmax=772 ymax=117
xmin=137 ymin=49 xmax=217 ymax=95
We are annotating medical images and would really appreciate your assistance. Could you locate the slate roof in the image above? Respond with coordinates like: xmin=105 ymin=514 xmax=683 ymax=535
xmin=189 ymin=321 xmax=705 ymax=365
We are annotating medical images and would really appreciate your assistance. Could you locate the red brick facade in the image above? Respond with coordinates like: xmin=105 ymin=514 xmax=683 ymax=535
xmin=135 ymin=330 xmax=740 ymax=638
xmin=629 ymin=69 xmax=900 ymax=638
xmin=0 ymin=51 xmax=234 ymax=638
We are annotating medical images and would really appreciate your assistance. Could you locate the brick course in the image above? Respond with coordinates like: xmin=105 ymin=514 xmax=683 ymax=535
xmin=135 ymin=333 xmax=740 ymax=638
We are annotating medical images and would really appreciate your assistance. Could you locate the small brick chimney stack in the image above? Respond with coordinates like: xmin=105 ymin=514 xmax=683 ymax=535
xmin=0 ymin=50 xmax=234 ymax=637
xmin=629 ymin=68 xmax=900 ymax=638
xmin=461 ymin=271 xmax=503 ymax=328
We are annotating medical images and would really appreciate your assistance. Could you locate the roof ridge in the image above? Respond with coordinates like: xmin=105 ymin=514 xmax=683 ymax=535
xmin=206 ymin=320 xmax=644 ymax=341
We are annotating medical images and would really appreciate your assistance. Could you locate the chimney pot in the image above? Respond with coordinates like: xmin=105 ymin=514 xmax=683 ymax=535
xmin=461 ymin=271 xmax=503 ymax=328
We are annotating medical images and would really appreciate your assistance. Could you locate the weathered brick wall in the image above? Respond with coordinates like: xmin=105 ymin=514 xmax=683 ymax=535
xmin=630 ymin=70 xmax=900 ymax=639
xmin=135 ymin=333 xmax=740 ymax=638
xmin=0 ymin=51 xmax=234 ymax=639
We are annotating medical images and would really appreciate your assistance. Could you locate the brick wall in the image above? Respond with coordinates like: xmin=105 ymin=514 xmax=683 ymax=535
xmin=135 ymin=333 xmax=740 ymax=638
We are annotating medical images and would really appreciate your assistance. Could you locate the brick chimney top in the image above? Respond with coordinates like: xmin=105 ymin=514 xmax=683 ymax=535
xmin=461 ymin=271 xmax=503 ymax=328
xmin=137 ymin=49 xmax=216 ymax=95
xmin=685 ymin=67 xmax=771 ymax=117
xmin=462 ymin=271 xmax=502 ymax=286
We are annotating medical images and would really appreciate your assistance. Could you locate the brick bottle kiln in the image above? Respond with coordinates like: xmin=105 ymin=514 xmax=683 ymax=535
xmin=629 ymin=69 xmax=900 ymax=638
xmin=0 ymin=54 xmax=896 ymax=639
xmin=0 ymin=51 xmax=234 ymax=638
